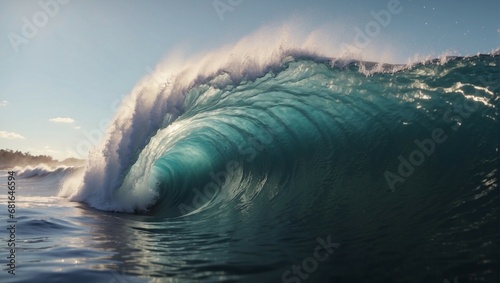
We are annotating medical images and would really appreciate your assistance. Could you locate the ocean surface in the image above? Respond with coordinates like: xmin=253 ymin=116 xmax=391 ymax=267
xmin=1 ymin=51 xmax=498 ymax=282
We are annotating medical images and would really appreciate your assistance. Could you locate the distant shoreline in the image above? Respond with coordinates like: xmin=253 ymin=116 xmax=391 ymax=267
xmin=0 ymin=149 xmax=85 ymax=169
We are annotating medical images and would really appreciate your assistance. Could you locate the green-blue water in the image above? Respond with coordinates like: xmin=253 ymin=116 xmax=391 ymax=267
xmin=2 ymin=52 xmax=498 ymax=282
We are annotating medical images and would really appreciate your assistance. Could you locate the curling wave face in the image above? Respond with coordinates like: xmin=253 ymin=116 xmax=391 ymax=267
xmin=60 ymin=49 xmax=498 ymax=217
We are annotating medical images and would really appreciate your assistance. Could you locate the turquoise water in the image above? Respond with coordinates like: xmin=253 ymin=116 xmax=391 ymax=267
xmin=1 ymin=52 xmax=498 ymax=282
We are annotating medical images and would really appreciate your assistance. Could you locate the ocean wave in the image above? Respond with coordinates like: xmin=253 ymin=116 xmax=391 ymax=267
xmin=58 ymin=27 xmax=498 ymax=220
xmin=16 ymin=165 xmax=82 ymax=179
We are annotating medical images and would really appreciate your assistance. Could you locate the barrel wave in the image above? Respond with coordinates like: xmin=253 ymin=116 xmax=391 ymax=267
xmin=59 ymin=41 xmax=498 ymax=281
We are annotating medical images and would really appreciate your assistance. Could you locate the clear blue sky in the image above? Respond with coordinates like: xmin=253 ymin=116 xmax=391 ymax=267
xmin=0 ymin=0 xmax=498 ymax=160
